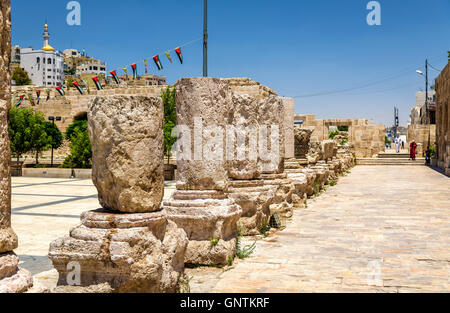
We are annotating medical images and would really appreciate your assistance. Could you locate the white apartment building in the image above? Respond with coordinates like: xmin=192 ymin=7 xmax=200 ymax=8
xmin=19 ymin=24 xmax=64 ymax=87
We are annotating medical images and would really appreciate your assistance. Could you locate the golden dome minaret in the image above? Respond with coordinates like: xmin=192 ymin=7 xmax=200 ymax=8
xmin=42 ymin=23 xmax=55 ymax=51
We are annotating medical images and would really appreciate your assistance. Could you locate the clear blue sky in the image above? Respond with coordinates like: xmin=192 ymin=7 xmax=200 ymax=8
xmin=11 ymin=0 xmax=450 ymax=126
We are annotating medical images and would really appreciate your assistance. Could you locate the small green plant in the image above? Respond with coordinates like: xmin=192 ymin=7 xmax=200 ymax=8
xmin=340 ymin=139 xmax=348 ymax=146
xmin=329 ymin=130 xmax=339 ymax=139
xmin=329 ymin=180 xmax=336 ymax=187
xmin=209 ymin=237 xmax=219 ymax=247
xmin=236 ymin=230 xmax=256 ymax=260
xmin=428 ymin=145 xmax=436 ymax=158
xmin=305 ymin=200 xmax=308 ymax=208
xmin=227 ymin=256 xmax=234 ymax=267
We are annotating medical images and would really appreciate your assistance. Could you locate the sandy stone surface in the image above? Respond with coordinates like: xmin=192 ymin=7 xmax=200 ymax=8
xmin=88 ymin=95 xmax=164 ymax=213
xmin=176 ymin=77 xmax=231 ymax=192
xmin=49 ymin=209 xmax=188 ymax=293
xmin=190 ymin=166 xmax=450 ymax=293
xmin=258 ymin=96 xmax=285 ymax=174
xmin=227 ymin=93 xmax=261 ymax=180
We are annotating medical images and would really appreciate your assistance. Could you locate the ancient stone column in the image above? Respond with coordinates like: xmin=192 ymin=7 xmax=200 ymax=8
xmin=226 ymin=93 xmax=275 ymax=236
xmin=284 ymin=128 xmax=313 ymax=208
xmin=0 ymin=0 xmax=33 ymax=293
xmin=49 ymin=95 xmax=188 ymax=292
xmin=164 ymin=78 xmax=242 ymax=266
xmin=258 ymin=96 xmax=294 ymax=221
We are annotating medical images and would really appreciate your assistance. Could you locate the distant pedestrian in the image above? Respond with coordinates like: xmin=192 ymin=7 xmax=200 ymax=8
xmin=425 ymin=147 xmax=431 ymax=165
xmin=402 ymin=140 xmax=405 ymax=150
xmin=410 ymin=140 xmax=417 ymax=161
xmin=395 ymin=136 xmax=401 ymax=153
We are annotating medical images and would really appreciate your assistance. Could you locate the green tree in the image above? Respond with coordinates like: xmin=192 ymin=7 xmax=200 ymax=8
xmin=161 ymin=87 xmax=177 ymax=164
xmin=9 ymin=108 xmax=51 ymax=163
xmin=12 ymin=67 xmax=32 ymax=86
xmin=65 ymin=120 xmax=88 ymax=140
xmin=44 ymin=122 xmax=63 ymax=150
xmin=62 ymin=120 xmax=92 ymax=169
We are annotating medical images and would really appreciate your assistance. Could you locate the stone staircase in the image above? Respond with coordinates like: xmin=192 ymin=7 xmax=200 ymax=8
xmin=357 ymin=152 xmax=426 ymax=166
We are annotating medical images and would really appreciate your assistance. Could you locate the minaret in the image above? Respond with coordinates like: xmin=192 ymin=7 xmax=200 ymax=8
xmin=42 ymin=23 xmax=55 ymax=51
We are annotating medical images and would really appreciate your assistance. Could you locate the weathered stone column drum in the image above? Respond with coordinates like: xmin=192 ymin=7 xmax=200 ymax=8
xmin=164 ymin=78 xmax=242 ymax=266
xmin=49 ymin=95 xmax=188 ymax=293
xmin=0 ymin=0 xmax=33 ymax=293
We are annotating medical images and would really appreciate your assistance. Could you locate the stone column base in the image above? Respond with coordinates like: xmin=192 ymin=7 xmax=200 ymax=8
xmin=285 ymin=171 xmax=308 ymax=208
xmin=261 ymin=173 xmax=294 ymax=219
xmin=48 ymin=209 xmax=188 ymax=293
xmin=227 ymin=180 xmax=275 ymax=236
xmin=164 ymin=190 xmax=242 ymax=266
xmin=0 ymin=252 xmax=33 ymax=293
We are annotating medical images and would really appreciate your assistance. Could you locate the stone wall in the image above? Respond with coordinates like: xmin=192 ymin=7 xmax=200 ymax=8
xmin=407 ymin=124 xmax=437 ymax=157
xmin=294 ymin=115 xmax=385 ymax=158
xmin=435 ymin=63 xmax=450 ymax=176
xmin=12 ymin=85 xmax=166 ymax=133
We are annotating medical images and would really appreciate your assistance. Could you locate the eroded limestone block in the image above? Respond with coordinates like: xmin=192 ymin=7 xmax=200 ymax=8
xmin=176 ymin=77 xmax=231 ymax=191
xmin=88 ymin=95 xmax=164 ymax=213
xmin=164 ymin=191 xmax=242 ymax=266
xmin=258 ymin=96 xmax=285 ymax=174
xmin=0 ymin=252 xmax=33 ymax=293
xmin=49 ymin=210 xmax=188 ymax=293
xmin=286 ymin=173 xmax=308 ymax=208
xmin=321 ymin=140 xmax=336 ymax=161
xmin=227 ymin=93 xmax=261 ymax=180
xmin=294 ymin=127 xmax=313 ymax=159
xmin=227 ymin=180 xmax=275 ymax=236
xmin=261 ymin=173 xmax=294 ymax=219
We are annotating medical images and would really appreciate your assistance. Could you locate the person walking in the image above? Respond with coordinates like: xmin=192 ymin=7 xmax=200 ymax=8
xmin=425 ymin=146 xmax=431 ymax=166
xmin=395 ymin=135 xmax=401 ymax=153
xmin=410 ymin=140 xmax=417 ymax=161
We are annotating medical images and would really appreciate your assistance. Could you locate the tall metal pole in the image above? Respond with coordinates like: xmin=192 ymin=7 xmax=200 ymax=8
xmin=203 ymin=0 xmax=208 ymax=77
xmin=425 ymin=59 xmax=429 ymax=125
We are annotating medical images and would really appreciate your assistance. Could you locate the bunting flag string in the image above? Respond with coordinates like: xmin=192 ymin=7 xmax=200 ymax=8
xmin=82 ymin=80 xmax=90 ymax=93
xmin=112 ymin=36 xmax=202 ymax=82
xmin=36 ymin=91 xmax=41 ymax=105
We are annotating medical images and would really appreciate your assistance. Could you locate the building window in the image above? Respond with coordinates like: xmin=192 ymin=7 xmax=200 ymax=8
xmin=36 ymin=57 xmax=40 ymax=64
xmin=48 ymin=58 xmax=52 ymax=64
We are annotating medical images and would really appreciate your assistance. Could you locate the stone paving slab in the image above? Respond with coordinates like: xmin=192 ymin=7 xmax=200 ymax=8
xmin=11 ymin=177 xmax=177 ymax=277
xmin=191 ymin=166 xmax=450 ymax=293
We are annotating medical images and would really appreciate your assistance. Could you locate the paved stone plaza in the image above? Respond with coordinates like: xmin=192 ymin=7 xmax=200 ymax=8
xmin=10 ymin=177 xmax=176 ymax=286
xmin=10 ymin=165 xmax=450 ymax=292
xmin=189 ymin=166 xmax=450 ymax=293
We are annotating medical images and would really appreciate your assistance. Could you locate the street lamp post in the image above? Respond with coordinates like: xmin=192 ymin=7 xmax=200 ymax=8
xmin=48 ymin=116 xmax=61 ymax=168
xmin=416 ymin=59 xmax=429 ymax=125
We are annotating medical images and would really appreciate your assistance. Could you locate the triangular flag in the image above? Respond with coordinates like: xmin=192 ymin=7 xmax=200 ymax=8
xmin=175 ymin=47 xmax=183 ymax=64
xmin=143 ymin=59 xmax=148 ymax=74
xmin=153 ymin=55 xmax=163 ymax=70
xmin=92 ymin=76 xmax=103 ymax=90
xmin=131 ymin=63 xmax=137 ymax=80
xmin=36 ymin=91 xmax=41 ymax=105
xmin=165 ymin=51 xmax=173 ymax=64
xmin=56 ymin=86 xmax=65 ymax=96
xmin=15 ymin=95 xmax=24 ymax=107
xmin=73 ymin=81 xmax=84 ymax=95
xmin=110 ymin=70 xmax=120 ymax=84
xmin=27 ymin=93 xmax=35 ymax=105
